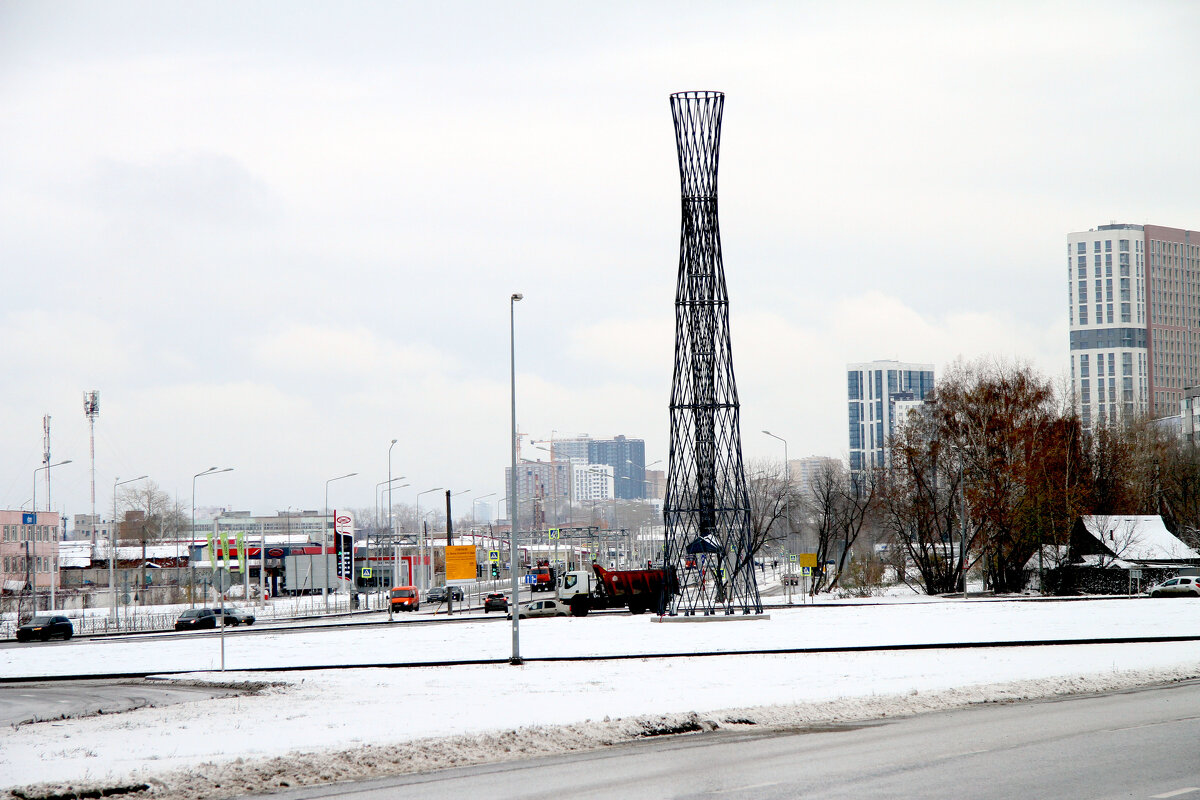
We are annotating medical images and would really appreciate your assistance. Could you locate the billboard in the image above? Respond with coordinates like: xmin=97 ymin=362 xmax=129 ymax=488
xmin=445 ymin=545 xmax=477 ymax=582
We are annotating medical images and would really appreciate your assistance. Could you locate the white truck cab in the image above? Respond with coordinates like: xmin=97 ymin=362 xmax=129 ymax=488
xmin=557 ymin=569 xmax=596 ymax=603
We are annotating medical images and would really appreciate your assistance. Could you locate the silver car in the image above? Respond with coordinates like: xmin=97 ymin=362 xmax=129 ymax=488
xmin=507 ymin=598 xmax=568 ymax=619
xmin=1149 ymin=576 xmax=1200 ymax=597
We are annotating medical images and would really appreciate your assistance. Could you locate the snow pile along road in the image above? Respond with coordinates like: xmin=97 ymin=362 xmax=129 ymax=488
xmin=2 ymin=599 xmax=1200 ymax=799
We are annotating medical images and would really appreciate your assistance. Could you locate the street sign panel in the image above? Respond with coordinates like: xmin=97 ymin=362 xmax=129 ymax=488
xmin=213 ymin=568 xmax=232 ymax=593
xmin=801 ymin=566 xmax=812 ymax=577
xmin=361 ymin=567 xmax=372 ymax=579
xmin=521 ymin=574 xmax=537 ymax=584
xmin=488 ymin=550 xmax=500 ymax=563
xmin=798 ymin=553 xmax=818 ymax=568
xmin=548 ymin=528 xmax=559 ymax=540
xmin=787 ymin=554 xmax=798 ymax=563
xmin=446 ymin=545 xmax=477 ymax=581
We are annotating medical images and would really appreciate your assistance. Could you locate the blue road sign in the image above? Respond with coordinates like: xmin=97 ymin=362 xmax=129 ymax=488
xmin=22 ymin=513 xmax=36 ymax=525
xmin=521 ymin=574 xmax=537 ymax=584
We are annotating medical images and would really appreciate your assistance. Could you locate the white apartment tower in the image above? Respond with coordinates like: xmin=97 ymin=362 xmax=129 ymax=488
xmin=1068 ymin=223 xmax=1200 ymax=430
xmin=847 ymin=360 xmax=935 ymax=473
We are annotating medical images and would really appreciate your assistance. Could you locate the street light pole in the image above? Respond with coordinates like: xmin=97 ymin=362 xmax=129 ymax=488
xmin=111 ymin=474 xmax=148 ymax=625
xmin=324 ymin=472 xmax=357 ymax=613
xmin=191 ymin=467 xmax=232 ymax=611
xmin=33 ymin=459 xmax=72 ymax=514
xmin=510 ymin=291 xmax=524 ymax=665
xmin=415 ymin=487 xmax=443 ymax=591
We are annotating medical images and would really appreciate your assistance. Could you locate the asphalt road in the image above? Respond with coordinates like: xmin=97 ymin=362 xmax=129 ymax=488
xmin=248 ymin=679 xmax=1200 ymax=800
xmin=0 ymin=679 xmax=246 ymax=726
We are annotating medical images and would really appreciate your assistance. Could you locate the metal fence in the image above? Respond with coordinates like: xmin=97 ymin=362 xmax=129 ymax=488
xmin=1 ymin=595 xmax=356 ymax=640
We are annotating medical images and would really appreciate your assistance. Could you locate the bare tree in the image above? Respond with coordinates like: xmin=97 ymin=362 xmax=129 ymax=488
xmin=804 ymin=460 xmax=876 ymax=593
xmin=117 ymin=480 xmax=185 ymax=600
xmin=745 ymin=459 xmax=794 ymax=563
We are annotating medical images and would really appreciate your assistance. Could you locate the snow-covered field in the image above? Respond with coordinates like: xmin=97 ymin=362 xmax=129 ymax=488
xmin=3 ymin=597 xmax=1200 ymax=799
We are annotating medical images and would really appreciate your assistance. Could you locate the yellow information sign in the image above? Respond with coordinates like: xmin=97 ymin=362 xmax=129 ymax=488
xmin=445 ymin=545 xmax=477 ymax=582
xmin=798 ymin=553 xmax=818 ymax=568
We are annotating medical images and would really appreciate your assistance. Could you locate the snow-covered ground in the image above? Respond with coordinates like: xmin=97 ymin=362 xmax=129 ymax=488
xmin=3 ymin=597 xmax=1199 ymax=798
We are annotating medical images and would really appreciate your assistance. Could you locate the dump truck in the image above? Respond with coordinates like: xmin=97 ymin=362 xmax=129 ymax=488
xmin=528 ymin=560 xmax=557 ymax=592
xmin=556 ymin=562 xmax=676 ymax=616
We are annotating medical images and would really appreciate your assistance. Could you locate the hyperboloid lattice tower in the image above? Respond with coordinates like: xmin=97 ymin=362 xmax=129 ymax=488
xmin=663 ymin=91 xmax=762 ymax=616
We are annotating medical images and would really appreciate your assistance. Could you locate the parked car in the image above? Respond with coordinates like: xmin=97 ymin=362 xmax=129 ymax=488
xmin=390 ymin=586 xmax=420 ymax=612
xmin=483 ymin=592 xmax=508 ymax=613
xmin=16 ymin=615 xmax=73 ymax=642
xmin=1148 ymin=576 xmax=1200 ymax=597
xmin=427 ymin=585 xmax=464 ymax=603
xmin=507 ymin=598 xmax=568 ymax=619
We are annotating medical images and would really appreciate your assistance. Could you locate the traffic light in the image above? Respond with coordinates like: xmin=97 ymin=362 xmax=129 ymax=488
xmin=491 ymin=564 xmax=499 ymax=579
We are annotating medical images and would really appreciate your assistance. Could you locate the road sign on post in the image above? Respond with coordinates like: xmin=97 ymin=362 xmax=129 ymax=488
xmin=213 ymin=568 xmax=232 ymax=594
xmin=548 ymin=528 xmax=559 ymax=540
xmin=488 ymin=550 xmax=500 ymax=563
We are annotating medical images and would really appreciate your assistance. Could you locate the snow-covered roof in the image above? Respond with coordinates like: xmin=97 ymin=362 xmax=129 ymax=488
xmin=58 ymin=540 xmax=93 ymax=568
xmin=1078 ymin=515 xmax=1200 ymax=562
xmin=1023 ymin=545 xmax=1069 ymax=572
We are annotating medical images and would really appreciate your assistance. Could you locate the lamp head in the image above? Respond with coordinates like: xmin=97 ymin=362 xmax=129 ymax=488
xmin=512 ymin=293 xmax=523 ymax=302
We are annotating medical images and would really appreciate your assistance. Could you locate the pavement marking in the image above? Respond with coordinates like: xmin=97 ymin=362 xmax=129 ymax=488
xmin=1151 ymin=789 xmax=1200 ymax=798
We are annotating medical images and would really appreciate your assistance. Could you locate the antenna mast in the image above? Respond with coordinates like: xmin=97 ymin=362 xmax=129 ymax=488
xmin=84 ymin=392 xmax=100 ymax=546
xmin=42 ymin=415 xmax=51 ymax=512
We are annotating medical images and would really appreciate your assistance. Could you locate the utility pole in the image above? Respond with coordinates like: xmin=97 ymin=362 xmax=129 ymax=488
xmin=445 ymin=489 xmax=454 ymax=615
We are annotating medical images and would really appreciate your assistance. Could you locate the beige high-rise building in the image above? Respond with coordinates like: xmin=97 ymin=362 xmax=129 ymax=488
xmin=1068 ymin=223 xmax=1200 ymax=429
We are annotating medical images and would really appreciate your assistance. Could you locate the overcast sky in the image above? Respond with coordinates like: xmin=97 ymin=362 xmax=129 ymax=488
xmin=2 ymin=1 xmax=1198 ymax=523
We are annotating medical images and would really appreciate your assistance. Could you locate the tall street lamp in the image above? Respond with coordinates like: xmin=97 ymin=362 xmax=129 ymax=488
xmin=191 ymin=467 xmax=233 ymax=609
xmin=324 ymin=472 xmax=357 ymax=612
xmin=376 ymin=477 xmax=406 ymax=528
xmin=510 ymin=291 xmax=523 ymax=665
xmin=111 ymin=474 xmax=148 ymax=623
xmin=415 ymin=487 xmax=443 ymax=590
xmin=33 ymin=459 xmax=72 ymax=513
xmin=387 ymin=439 xmax=399 ymax=536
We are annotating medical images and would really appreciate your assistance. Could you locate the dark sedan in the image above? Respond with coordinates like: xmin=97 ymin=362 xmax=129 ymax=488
xmin=484 ymin=593 xmax=508 ymax=612
xmin=16 ymin=615 xmax=74 ymax=642
xmin=175 ymin=608 xmax=219 ymax=630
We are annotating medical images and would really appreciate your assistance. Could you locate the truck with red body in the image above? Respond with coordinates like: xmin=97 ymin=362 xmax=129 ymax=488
xmin=556 ymin=563 xmax=676 ymax=616
xmin=528 ymin=560 xmax=557 ymax=592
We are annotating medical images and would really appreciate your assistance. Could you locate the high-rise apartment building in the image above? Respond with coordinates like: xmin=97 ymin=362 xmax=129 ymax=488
xmin=571 ymin=462 xmax=614 ymax=501
xmin=1068 ymin=223 xmax=1200 ymax=429
xmin=847 ymin=360 xmax=935 ymax=472
xmin=588 ymin=435 xmax=647 ymax=499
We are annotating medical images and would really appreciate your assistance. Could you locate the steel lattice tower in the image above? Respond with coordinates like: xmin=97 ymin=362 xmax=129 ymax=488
xmin=663 ymin=91 xmax=761 ymax=616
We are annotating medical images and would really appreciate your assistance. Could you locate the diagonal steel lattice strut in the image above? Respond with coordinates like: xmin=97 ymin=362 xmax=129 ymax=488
xmin=663 ymin=91 xmax=762 ymax=616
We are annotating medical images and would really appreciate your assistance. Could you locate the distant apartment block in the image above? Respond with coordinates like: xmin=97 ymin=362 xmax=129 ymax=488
xmin=847 ymin=360 xmax=935 ymax=472
xmin=789 ymin=456 xmax=843 ymax=499
xmin=588 ymin=435 xmax=647 ymax=499
xmin=572 ymin=462 xmax=614 ymax=501
xmin=505 ymin=460 xmax=572 ymax=508
xmin=1068 ymin=223 xmax=1200 ymax=429
xmin=1 ymin=510 xmax=62 ymax=594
